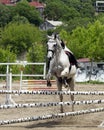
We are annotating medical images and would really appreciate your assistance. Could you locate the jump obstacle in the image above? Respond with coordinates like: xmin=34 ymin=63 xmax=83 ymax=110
xmin=0 ymin=89 xmax=104 ymax=126
xmin=22 ymin=80 xmax=57 ymax=90
xmin=0 ymin=63 xmax=104 ymax=126
xmin=0 ymin=99 xmax=104 ymax=109
xmin=1 ymin=77 xmax=104 ymax=126
xmin=0 ymin=90 xmax=104 ymax=95
xmin=0 ymin=107 xmax=104 ymax=125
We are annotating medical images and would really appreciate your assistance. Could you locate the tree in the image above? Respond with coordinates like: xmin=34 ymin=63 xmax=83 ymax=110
xmin=69 ymin=26 xmax=89 ymax=58
xmin=26 ymin=42 xmax=46 ymax=77
xmin=79 ymin=1 xmax=95 ymax=18
xmin=0 ymin=4 xmax=11 ymax=27
xmin=1 ymin=22 xmax=42 ymax=58
xmin=27 ymin=42 xmax=46 ymax=62
xmin=0 ymin=48 xmax=17 ymax=77
xmin=64 ymin=20 xmax=104 ymax=61
xmin=63 ymin=7 xmax=80 ymax=21
xmin=64 ymin=17 xmax=91 ymax=32
xmin=59 ymin=20 xmax=104 ymax=61
xmin=0 ymin=48 xmax=16 ymax=62
xmin=43 ymin=1 xmax=71 ymax=20
xmin=86 ymin=21 xmax=104 ymax=61
xmin=43 ymin=0 xmax=95 ymax=32
xmin=11 ymin=14 xmax=29 ymax=24
xmin=14 ymin=0 xmax=43 ymax=26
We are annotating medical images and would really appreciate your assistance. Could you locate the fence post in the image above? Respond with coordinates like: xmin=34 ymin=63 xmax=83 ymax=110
xmin=5 ymin=67 xmax=16 ymax=105
xmin=20 ymin=70 xmax=23 ymax=91
xmin=43 ymin=63 xmax=46 ymax=79
xmin=5 ymin=65 xmax=9 ymax=105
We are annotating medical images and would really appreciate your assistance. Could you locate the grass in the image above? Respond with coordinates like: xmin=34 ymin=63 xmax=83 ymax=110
xmin=76 ymin=80 xmax=104 ymax=84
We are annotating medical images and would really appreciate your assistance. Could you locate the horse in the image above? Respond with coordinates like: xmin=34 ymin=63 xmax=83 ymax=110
xmin=46 ymin=34 xmax=77 ymax=113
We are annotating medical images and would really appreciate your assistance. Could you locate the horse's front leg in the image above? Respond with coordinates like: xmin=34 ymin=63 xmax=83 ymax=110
xmin=46 ymin=70 xmax=52 ymax=87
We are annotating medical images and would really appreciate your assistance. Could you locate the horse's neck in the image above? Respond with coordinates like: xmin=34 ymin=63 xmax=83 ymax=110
xmin=56 ymin=38 xmax=62 ymax=48
xmin=55 ymin=45 xmax=63 ymax=58
xmin=55 ymin=39 xmax=63 ymax=56
xmin=54 ymin=38 xmax=65 ymax=65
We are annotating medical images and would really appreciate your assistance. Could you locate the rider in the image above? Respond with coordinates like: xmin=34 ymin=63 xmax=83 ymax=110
xmin=60 ymin=40 xmax=79 ymax=68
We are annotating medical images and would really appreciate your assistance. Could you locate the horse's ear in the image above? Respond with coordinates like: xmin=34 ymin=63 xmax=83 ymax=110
xmin=61 ymin=40 xmax=65 ymax=49
xmin=54 ymin=33 xmax=60 ymax=40
xmin=47 ymin=35 xmax=54 ymax=39
xmin=47 ymin=35 xmax=51 ymax=39
xmin=54 ymin=34 xmax=57 ymax=39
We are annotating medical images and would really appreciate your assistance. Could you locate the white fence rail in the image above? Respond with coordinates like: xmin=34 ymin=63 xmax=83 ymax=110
xmin=0 ymin=62 xmax=46 ymax=105
xmin=0 ymin=62 xmax=46 ymax=79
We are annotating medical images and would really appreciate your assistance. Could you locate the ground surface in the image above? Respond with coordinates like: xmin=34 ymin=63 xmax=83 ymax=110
xmin=0 ymin=82 xmax=104 ymax=130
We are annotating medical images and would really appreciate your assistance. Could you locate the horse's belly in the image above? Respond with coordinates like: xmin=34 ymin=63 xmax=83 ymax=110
xmin=52 ymin=65 xmax=63 ymax=76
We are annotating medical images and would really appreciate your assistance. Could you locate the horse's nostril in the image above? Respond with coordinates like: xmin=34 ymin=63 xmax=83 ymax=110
xmin=50 ymin=57 xmax=52 ymax=60
xmin=47 ymin=56 xmax=51 ymax=60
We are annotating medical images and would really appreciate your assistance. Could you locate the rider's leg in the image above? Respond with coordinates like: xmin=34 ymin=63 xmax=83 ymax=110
xmin=61 ymin=67 xmax=69 ymax=77
xmin=66 ymin=51 xmax=79 ymax=68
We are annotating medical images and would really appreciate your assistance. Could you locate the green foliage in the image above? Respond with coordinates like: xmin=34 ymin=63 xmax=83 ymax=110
xmin=0 ymin=48 xmax=16 ymax=63
xmin=43 ymin=0 xmax=95 ymax=32
xmin=0 ymin=0 xmax=104 ymax=65
xmin=78 ymin=0 xmax=95 ymax=18
xmin=14 ymin=0 xmax=43 ymax=26
xmin=27 ymin=42 xmax=46 ymax=62
xmin=44 ymin=1 xmax=71 ymax=20
xmin=61 ymin=20 xmax=104 ymax=61
xmin=0 ymin=4 xmax=11 ymax=27
xmin=12 ymin=14 xmax=29 ymax=24
xmin=86 ymin=21 xmax=104 ymax=60
xmin=65 ymin=17 xmax=91 ymax=32
xmin=26 ymin=42 xmax=46 ymax=78
xmin=1 ymin=22 xmax=42 ymax=57
xmin=0 ymin=48 xmax=18 ymax=79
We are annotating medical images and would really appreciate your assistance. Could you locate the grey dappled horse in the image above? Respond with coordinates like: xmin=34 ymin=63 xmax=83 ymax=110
xmin=46 ymin=34 xmax=77 ymax=113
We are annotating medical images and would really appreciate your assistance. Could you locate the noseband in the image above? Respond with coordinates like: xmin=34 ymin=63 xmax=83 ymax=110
xmin=47 ymin=38 xmax=58 ymax=59
xmin=47 ymin=49 xmax=55 ymax=60
xmin=47 ymin=49 xmax=54 ymax=54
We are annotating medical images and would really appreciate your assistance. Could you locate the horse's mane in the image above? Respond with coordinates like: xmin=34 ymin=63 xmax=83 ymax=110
xmin=60 ymin=40 xmax=65 ymax=49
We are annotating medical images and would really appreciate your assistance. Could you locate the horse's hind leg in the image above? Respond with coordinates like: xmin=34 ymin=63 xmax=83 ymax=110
xmin=63 ymin=77 xmax=69 ymax=88
xmin=69 ymin=78 xmax=75 ymax=111
xmin=56 ymin=77 xmax=63 ymax=113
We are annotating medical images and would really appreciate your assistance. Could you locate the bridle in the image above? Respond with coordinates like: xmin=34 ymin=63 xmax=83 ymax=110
xmin=47 ymin=40 xmax=57 ymax=60
xmin=47 ymin=49 xmax=55 ymax=60
xmin=47 ymin=49 xmax=54 ymax=54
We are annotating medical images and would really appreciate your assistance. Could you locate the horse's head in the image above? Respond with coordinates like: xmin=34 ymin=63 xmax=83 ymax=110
xmin=47 ymin=35 xmax=57 ymax=60
xmin=47 ymin=33 xmax=64 ymax=60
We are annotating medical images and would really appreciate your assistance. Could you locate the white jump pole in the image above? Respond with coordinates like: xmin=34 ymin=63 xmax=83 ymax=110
xmin=0 ymin=107 xmax=104 ymax=125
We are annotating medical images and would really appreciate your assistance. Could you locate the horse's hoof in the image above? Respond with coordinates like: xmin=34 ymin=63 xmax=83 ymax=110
xmin=64 ymin=84 xmax=68 ymax=88
xmin=47 ymin=81 xmax=52 ymax=87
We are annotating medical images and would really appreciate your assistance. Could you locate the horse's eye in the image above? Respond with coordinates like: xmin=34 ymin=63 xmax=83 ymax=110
xmin=53 ymin=44 xmax=57 ymax=48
